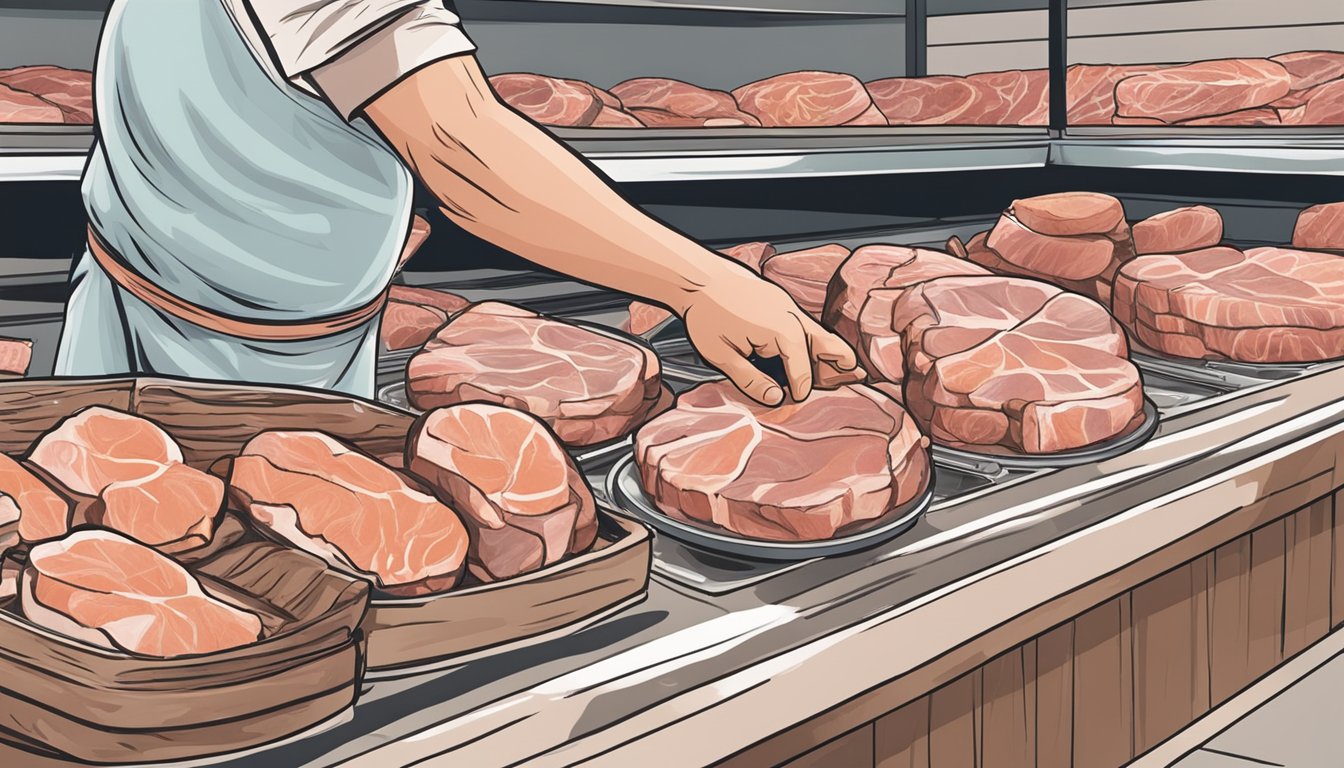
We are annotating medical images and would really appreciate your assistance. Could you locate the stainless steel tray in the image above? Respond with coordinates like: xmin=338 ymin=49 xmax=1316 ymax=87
xmin=930 ymin=398 xmax=1161 ymax=471
xmin=607 ymin=453 xmax=933 ymax=562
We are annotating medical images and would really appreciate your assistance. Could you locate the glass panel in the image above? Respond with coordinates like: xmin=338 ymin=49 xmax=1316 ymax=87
xmin=1066 ymin=0 xmax=1344 ymax=128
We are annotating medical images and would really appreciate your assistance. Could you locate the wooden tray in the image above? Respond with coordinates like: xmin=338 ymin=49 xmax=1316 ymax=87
xmin=0 ymin=377 xmax=652 ymax=677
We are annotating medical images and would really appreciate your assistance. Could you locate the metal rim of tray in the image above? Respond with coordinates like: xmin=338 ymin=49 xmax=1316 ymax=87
xmin=931 ymin=397 xmax=1161 ymax=470
xmin=606 ymin=453 xmax=933 ymax=562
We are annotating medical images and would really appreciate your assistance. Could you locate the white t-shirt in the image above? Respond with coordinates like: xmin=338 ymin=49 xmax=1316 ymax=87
xmin=223 ymin=0 xmax=477 ymax=118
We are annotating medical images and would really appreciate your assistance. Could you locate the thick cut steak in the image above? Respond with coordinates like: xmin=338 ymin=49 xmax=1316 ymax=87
xmin=230 ymin=430 xmax=468 ymax=596
xmin=622 ymin=242 xmax=777 ymax=336
xmin=1132 ymin=206 xmax=1224 ymax=254
xmin=634 ymin=382 xmax=930 ymax=541
xmin=408 ymin=404 xmax=598 ymax=582
xmin=1066 ymin=64 xmax=1163 ymax=125
xmin=490 ymin=74 xmax=603 ymax=127
xmin=411 ymin=302 xmax=664 ymax=445
xmin=1292 ymin=201 xmax=1344 ymax=251
xmin=823 ymin=245 xmax=989 ymax=381
xmin=1113 ymin=246 xmax=1344 ymax=363
xmin=1271 ymin=51 xmax=1344 ymax=91
xmin=970 ymin=192 xmax=1135 ymax=304
xmin=892 ymin=276 xmax=1144 ymax=454
xmin=381 ymin=285 xmax=471 ymax=351
xmin=611 ymin=78 xmax=759 ymax=127
xmin=761 ymin=244 xmax=851 ymax=319
xmin=1 ymin=454 xmax=69 ymax=544
xmin=1114 ymin=59 xmax=1291 ymax=123
xmin=733 ymin=72 xmax=886 ymax=127
xmin=963 ymin=69 xmax=1049 ymax=125
xmin=0 ymin=336 xmax=31 ymax=376
xmin=28 ymin=407 xmax=183 ymax=496
xmin=21 ymin=530 xmax=261 ymax=657
xmin=89 ymin=463 xmax=224 ymax=554
xmin=867 ymin=76 xmax=979 ymax=125
xmin=0 ymin=66 xmax=93 ymax=123
xmin=592 ymin=107 xmax=643 ymax=127
xmin=0 ymin=82 xmax=63 ymax=123
xmin=1279 ymin=79 xmax=1344 ymax=126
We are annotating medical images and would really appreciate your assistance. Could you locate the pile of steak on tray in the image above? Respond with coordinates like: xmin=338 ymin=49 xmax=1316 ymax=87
xmin=409 ymin=302 xmax=667 ymax=446
xmin=634 ymin=381 xmax=930 ymax=542
xmin=482 ymin=50 xmax=1343 ymax=131
xmin=0 ymin=392 xmax=607 ymax=655
xmin=0 ymin=65 xmax=92 ymax=124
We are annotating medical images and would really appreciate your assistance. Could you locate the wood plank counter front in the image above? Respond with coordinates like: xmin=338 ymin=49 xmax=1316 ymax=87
xmin=11 ymin=363 xmax=1344 ymax=768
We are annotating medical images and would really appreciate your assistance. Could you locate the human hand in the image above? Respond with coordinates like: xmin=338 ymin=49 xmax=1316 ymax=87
xmin=681 ymin=269 xmax=865 ymax=405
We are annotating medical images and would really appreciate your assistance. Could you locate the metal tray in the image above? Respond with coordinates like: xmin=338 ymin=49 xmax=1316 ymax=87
xmin=607 ymin=453 xmax=933 ymax=562
xmin=931 ymin=398 xmax=1161 ymax=471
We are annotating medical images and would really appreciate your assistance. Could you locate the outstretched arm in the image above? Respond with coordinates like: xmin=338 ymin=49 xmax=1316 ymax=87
xmin=363 ymin=56 xmax=862 ymax=404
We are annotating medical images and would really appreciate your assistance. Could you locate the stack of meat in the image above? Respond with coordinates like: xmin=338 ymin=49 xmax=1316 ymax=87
xmin=823 ymin=241 xmax=1146 ymax=455
xmin=408 ymin=302 xmax=669 ymax=446
xmin=0 ymin=66 xmax=93 ymax=124
xmin=1 ymin=407 xmax=260 ymax=657
xmin=634 ymin=381 xmax=930 ymax=542
xmin=2 ymin=395 xmax=608 ymax=653
xmin=381 ymin=285 xmax=470 ymax=352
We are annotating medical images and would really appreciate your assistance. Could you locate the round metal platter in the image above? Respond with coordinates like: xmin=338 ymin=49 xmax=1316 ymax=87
xmin=930 ymin=397 xmax=1161 ymax=471
xmin=607 ymin=454 xmax=934 ymax=562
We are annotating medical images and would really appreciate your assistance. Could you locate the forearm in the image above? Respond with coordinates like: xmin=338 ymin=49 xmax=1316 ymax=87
xmin=366 ymin=60 xmax=743 ymax=315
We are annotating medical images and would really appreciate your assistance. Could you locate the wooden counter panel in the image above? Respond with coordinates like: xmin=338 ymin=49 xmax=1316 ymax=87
xmin=722 ymin=491 xmax=1342 ymax=768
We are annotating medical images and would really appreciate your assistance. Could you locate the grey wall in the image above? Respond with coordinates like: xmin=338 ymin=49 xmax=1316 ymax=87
xmin=455 ymin=2 xmax=908 ymax=90
xmin=927 ymin=0 xmax=1344 ymax=75
xmin=0 ymin=5 xmax=103 ymax=71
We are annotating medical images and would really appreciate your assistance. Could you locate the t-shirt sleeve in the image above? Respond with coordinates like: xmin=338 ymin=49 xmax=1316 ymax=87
xmin=242 ymin=0 xmax=477 ymax=119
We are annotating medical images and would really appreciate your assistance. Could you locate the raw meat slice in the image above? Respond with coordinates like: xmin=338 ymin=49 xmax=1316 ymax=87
xmin=381 ymin=286 xmax=470 ymax=351
xmin=971 ymin=192 xmax=1136 ymax=303
xmin=88 ymin=463 xmax=224 ymax=554
xmin=867 ymin=76 xmax=980 ymax=125
xmin=21 ymin=530 xmax=261 ymax=657
xmin=1066 ymin=64 xmax=1164 ymax=125
xmin=1279 ymin=79 xmax=1344 ymax=126
xmin=823 ymin=244 xmax=990 ymax=361
xmin=2 ymin=454 xmax=73 ymax=544
xmin=611 ymin=78 xmax=759 ymax=127
xmin=963 ymin=69 xmax=1049 ymax=126
xmin=490 ymin=73 xmax=602 ymax=127
xmin=1270 ymin=51 xmax=1344 ymax=92
xmin=1 ymin=455 xmax=67 ymax=544
xmin=634 ymin=381 xmax=930 ymax=541
xmin=893 ymin=276 xmax=1144 ymax=453
xmin=0 ymin=337 xmax=31 ymax=376
xmin=1132 ymin=206 xmax=1223 ymax=254
xmin=0 ymin=83 xmax=63 ymax=124
xmin=409 ymin=303 xmax=663 ymax=446
xmin=621 ymin=242 xmax=777 ymax=336
xmin=230 ymin=430 xmax=468 ymax=596
xmin=760 ymin=244 xmax=851 ymax=319
xmin=732 ymin=72 xmax=878 ymax=127
xmin=0 ymin=66 xmax=93 ymax=123
xmin=1292 ymin=201 xmax=1344 ymax=251
xmin=28 ymin=407 xmax=183 ymax=496
xmin=1177 ymin=108 xmax=1280 ymax=126
xmin=1014 ymin=192 xmax=1125 ymax=237
xmin=1114 ymin=59 xmax=1291 ymax=123
xmin=592 ymin=107 xmax=643 ymax=127
xmin=408 ymin=404 xmax=598 ymax=582
xmin=1112 ymin=246 xmax=1344 ymax=363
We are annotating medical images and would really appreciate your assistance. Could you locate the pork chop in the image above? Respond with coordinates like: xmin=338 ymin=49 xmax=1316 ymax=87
xmin=1132 ymin=206 xmax=1224 ymax=254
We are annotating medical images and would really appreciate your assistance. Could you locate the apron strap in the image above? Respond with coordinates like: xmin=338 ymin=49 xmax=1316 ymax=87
xmin=86 ymin=216 xmax=431 ymax=342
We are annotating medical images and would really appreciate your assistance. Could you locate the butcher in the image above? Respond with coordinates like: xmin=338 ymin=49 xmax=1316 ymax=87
xmin=53 ymin=0 xmax=862 ymax=406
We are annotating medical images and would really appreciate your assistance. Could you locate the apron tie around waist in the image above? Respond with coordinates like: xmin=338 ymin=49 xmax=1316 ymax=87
xmin=85 ymin=216 xmax=430 ymax=342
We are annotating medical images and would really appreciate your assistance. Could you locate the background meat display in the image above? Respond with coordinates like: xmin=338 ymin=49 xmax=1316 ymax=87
xmin=479 ymin=49 xmax=1343 ymax=132
xmin=634 ymin=382 xmax=930 ymax=542
xmin=0 ymin=65 xmax=92 ymax=124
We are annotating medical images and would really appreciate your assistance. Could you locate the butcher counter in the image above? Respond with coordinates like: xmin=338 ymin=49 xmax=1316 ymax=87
xmin=4 ymin=346 xmax=1337 ymax=768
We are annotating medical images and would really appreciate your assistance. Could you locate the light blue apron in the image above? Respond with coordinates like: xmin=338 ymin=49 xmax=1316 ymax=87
xmin=55 ymin=0 xmax=416 ymax=398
